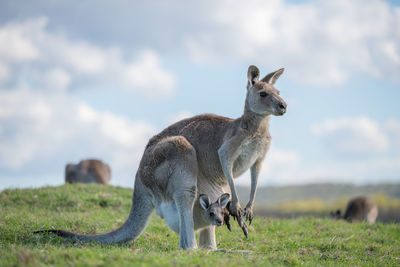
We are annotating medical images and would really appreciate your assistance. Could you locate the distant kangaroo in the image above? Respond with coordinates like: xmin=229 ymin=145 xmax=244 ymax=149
xmin=65 ymin=159 xmax=111 ymax=184
xmin=331 ymin=196 xmax=378 ymax=224
xmin=36 ymin=65 xmax=287 ymax=249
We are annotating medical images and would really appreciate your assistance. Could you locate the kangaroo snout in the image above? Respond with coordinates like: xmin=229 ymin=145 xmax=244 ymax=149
xmin=276 ymin=100 xmax=287 ymax=115
xmin=216 ymin=218 xmax=223 ymax=226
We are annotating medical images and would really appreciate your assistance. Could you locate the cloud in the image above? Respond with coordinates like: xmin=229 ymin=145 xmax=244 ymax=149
xmin=249 ymin=116 xmax=400 ymax=186
xmin=41 ymin=68 xmax=71 ymax=92
xmin=0 ymin=17 xmax=176 ymax=96
xmin=252 ymin=144 xmax=400 ymax=186
xmin=311 ymin=117 xmax=389 ymax=156
xmin=385 ymin=118 xmax=400 ymax=146
xmin=2 ymin=1 xmax=398 ymax=87
xmin=183 ymin=0 xmax=400 ymax=85
xmin=0 ymin=87 xmax=156 ymax=186
xmin=0 ymin=62 xmax=9 ymax=82
xmin=0 ymin=19 xmax=39 ymax=62
xmin=258 ymin=147 xmax=301 ymax=185
xmin=0 ymin=16 xmax=177 ymax=188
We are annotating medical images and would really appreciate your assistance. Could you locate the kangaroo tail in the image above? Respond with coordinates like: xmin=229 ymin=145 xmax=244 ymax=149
xmin=34 ymin=176 xmax=153 ymax=244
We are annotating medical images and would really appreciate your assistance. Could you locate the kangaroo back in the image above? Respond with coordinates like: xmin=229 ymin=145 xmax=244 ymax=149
xmin=344 ymin=196 xmax=378 ymax=224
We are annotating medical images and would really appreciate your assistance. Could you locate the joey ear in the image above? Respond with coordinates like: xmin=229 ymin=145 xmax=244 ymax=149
xmin=261 ymin=68 xmax=284 ymax=85
xmin=199 ymin=194 xmax=210 ymax=210
xmin=218 ymin=193 xmax=230 ymax=209
xmin=247 ymin=65 xmax=260 ymax=86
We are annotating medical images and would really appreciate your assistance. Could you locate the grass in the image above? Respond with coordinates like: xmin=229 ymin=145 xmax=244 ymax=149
xmin=1 ymin=184 xmax=399 ymax=266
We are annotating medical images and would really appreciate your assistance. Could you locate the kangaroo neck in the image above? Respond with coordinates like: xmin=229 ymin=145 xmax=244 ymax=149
xmin=240 ymin=105 xmax=271 ymax=134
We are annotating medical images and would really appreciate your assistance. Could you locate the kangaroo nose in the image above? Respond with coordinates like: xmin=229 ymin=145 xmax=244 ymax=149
xmin=278 ymin=102 xmax=286 ymax=110
xmin=216 ymin=219 xmax=222 ymax=225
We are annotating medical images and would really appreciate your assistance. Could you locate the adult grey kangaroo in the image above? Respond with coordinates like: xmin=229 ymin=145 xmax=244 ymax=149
xmin=35 ymin=65 xmax=287 ymax=250
xmin=65 ymin=159 xmax=111 ymax=184
xmin=332 ymin=196 xmax=378 ymax=224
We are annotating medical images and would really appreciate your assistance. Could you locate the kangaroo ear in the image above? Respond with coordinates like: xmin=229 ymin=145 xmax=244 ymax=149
xmin=199 ymin=194 xmax=210 ymax=210
xmin=261 ymin=68 xmax=284 ymax=85
xmin=218 ymin=193 xmax=230 ymax=209
xmin=247 ymin=65 xmax=260 ymax=86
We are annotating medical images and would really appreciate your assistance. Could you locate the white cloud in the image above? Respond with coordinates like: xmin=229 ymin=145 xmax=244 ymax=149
xmin=258 ymin=147 xmax=301 ymax=185
xmin=311 ymin=117 xmax=389 ymax=156
xmin=41 ymin=68 xmax=71 ymax=92
xmin=0 ymin=16 xmax=176 ymax=189
xmin=0 ymin=18 xmax=40 ymax=62
xmin=294 ymin=156 xmax=400 ymax=185
xmin=0 ymin=62 xmax=9 ymax=82
xmin=1 ymin=1 xmax=398 ymax=87
xmin=385 ymin=118 xmax=400 ymax=147
xmin=121 ymin=50 xmax=175 ymax=96
xmin=183 ymin=0 xmax=400 ymax=85
xmin=250 ymin=145 xmax=400 ymax=186
xmin=0 ymin=87 xmax=156 ymax=187
xmin=241 ymin=116 xmax=400 ymax=186
xmin=0 ymin=17 xmax=176 ymax=96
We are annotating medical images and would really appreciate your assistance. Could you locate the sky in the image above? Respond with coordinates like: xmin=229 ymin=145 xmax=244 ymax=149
xmin=0 ymin=0 xmax=399 ymax=190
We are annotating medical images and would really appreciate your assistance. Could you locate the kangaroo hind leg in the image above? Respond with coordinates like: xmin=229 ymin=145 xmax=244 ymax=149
xmin=173 ymin=183 xmax=198 ymax=250
xmin=199 ymin=226 xmax=217 ymax=250
xmin=164 ymin=136 xmax=198 ymax=250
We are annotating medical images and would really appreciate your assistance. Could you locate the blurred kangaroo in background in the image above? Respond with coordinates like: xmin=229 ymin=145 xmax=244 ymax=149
xmin=65 ymin=159 xmax=111 ymax=184
xmin=331 ymin=196 xmax=378 ymax=224
xmin=36 ymin=65 xmax=287 ymax=249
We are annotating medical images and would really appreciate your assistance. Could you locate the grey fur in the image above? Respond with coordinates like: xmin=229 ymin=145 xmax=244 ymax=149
xmin=36 ymin=65 xmax=287 ymax=250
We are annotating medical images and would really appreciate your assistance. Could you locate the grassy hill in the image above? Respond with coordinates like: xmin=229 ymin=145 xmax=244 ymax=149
xmin=1 ymin=184 xmax=399 ymax=266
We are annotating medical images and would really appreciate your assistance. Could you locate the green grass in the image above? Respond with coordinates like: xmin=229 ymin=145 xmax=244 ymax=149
xmin=1 ymin=184 xmax=399 ymax=266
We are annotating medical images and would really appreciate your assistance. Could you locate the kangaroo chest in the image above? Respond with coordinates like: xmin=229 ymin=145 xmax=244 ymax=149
xmin=232 ymin=136 xmax=270 ymax=177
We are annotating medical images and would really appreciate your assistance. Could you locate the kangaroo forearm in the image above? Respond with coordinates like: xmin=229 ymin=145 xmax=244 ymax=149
xmin=220 ymin=159 xmax=239 ymax=202
xmin=226 ymin=175 xmax=239 ymax=203
xmin=248 ymin=162 xmax=261 ymax=205
xmin=248 ymin=186 xmax=257 ymax=205
xmin=218 ymin=143 xmax=241 ymax=203
xmin=248 ymin=174 xmax=258 ymax=204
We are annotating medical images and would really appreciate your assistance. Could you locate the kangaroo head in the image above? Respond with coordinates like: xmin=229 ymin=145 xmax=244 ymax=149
xmin=199 ymin=193 xmax=230 ymax=226
xmin=330 ymin=209 xmax=342 ymax=219
xmin=245 ymin=65 xmax=287 ymax=116
xmin=65 ymin=164 xmax=78 ymax=183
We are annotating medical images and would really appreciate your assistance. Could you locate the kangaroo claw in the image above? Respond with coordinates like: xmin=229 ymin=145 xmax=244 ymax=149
xmin=226 ymin=201 xmax=248 ymax=238
xmin=224 ymin=209 xmax=232 ymax=231
xmin=236 ymin=214 xmax=248 ymax=238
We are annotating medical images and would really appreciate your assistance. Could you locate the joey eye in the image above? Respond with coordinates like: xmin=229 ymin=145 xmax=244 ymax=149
xmin=209 ymin=212 xmax=214 ymax=217
xmin=259 ymin=92 xmax=268 ymax=97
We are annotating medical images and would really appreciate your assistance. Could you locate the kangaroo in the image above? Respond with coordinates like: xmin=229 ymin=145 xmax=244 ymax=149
xmin=331 ymin=196 xmax=378 ymax=224
xmin=35 ymin=65 xmax=287 ymax=249
xmin=65 ymin=159 xmax=111 ymax=184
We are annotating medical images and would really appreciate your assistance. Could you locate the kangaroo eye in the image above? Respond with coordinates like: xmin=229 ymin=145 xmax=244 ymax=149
xmin=259 ymin=92 xmax=268 ymax=97
xmin=209 ymin=212 xmax=214 ymax=217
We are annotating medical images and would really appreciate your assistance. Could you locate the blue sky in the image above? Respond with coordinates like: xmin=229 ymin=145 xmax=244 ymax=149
xmin=0 ymin=0 xmax=399 ymax=190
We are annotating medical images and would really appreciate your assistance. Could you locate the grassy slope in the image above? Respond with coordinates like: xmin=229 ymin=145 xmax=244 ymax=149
xmin=0 ymin=184 xmax=399 ymax=266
